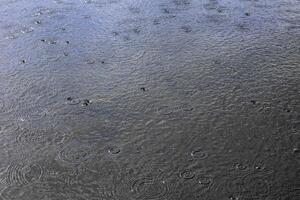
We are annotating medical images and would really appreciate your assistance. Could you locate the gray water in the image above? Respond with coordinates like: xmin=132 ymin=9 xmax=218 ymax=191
xmin=0 ymin=0 xmax=299 ymax=199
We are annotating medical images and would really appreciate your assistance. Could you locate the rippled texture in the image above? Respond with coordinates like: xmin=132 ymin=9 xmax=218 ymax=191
xmin=0 ymin=0 xmax=299 ymax=199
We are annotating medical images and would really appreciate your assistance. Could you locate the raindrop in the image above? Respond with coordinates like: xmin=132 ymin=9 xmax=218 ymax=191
xmin=198 ymin=176 xmax=213 ymax=186
xmin=108 ymin=146 xmax=121 ymax=155
xmin=191 ymin=148 xmax=208 ymax=160
xmin=179 ymin=169 xmax=195 ymax=180
xmin=57 ymin=141 xmax=93 ymax=165
xmin=157 ymin=106 xmax=173 ymax=115
xmin=65 ymin=97 xmax=81 ymax=105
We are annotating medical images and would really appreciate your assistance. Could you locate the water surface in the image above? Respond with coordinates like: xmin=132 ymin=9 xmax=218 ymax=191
xmin=0 ymin=0 xmax=299 ymax=199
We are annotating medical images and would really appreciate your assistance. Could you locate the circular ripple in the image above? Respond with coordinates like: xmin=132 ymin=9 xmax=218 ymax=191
xmin=107 ymin=146 xmax=121 ymax=155
xmin=57 ymin=142 xmax=93 ymax=165
xmin=5 ymin=163 xmax=44 ymax=185
xmin=241 ymin=172 xmax=272 ymax=199
xmin=130 ymin=177 xmax=170 ymax=200
xmin=198 ymin=175 xmax=213 ymax=187
xmin=235 ymin=163 xmax=248 ymax=171
xmin=65 ymin=97 xmax=81 ymax=105
xmin=191 ymin=148 xmax=208 ymax=160
xmin=157 ymin=106 xmax=173 ymax=115
xmin=16 ymin=128 xmax=67 ymax=147
xmin=181 ymin=104 xmax=194 ymax=112
xmin=179 ymin=169 xmax=195 ymax=180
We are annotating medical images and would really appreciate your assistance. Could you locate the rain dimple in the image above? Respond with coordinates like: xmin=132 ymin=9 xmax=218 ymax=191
xmin=107 ymin=146 xmax=121 ymax=155
xmin=65 ymin=97 xmax=81 ymax=105
xmin=191 ymin=148 xmax=208 ymax=160
xmin=130 ymin=177 xmax=170 ymax=200
xmin=57 ymin=141 xmax=93 ymax=165
xmin=179 ymin=169 xmax=195 ymax=180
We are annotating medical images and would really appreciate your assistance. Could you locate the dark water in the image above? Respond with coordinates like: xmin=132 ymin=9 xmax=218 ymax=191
xmin=0 ymin=0 xmax=299 ymax=199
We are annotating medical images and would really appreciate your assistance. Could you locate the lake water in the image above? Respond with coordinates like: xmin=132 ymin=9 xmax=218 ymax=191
xmin=0 ymin=0 xmax=299 ymax=199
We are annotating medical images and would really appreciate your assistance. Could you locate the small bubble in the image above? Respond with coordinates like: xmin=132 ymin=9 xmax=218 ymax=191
xmin=21 ymin=59 xmax=26 ymax=64
xmin=245 ymin=12 xmax=250 ymax=16
xmin=35 ymin=20 xmax=41 ymax=24
xmin=293 ymin=147 xmax=299 ymax=153
xmin=66 ymin=41 xmax=70 ymax=44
